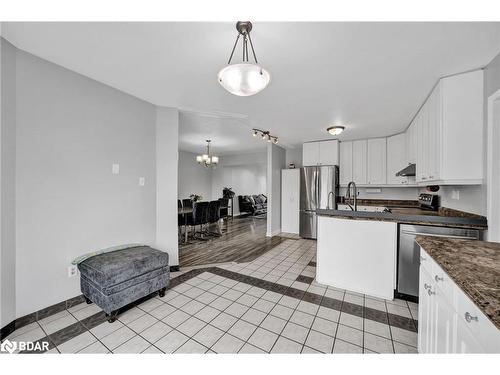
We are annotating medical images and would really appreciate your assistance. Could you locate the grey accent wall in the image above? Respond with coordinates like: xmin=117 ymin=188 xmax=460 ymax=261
xmin=0 ymin=38 xmax=17 ymax=328
xmin=178 ymin=150 xmax=212 ymax=201
xmin=267 ymin=144 xmax=286 ymax=236
xmin=210 ymin=152 xmax=267 ymax=216
xmin=285 ymin=147 xmax=303 ymax=168
xmin=439 ymin=50 xmax=500 ymax=216
xmin=14 ymin=46 xmax=158 ymax=317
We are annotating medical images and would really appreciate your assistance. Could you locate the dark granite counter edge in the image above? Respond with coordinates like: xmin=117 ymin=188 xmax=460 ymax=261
xmin=316 ymin=209 xmax=488 ymax=229
xmin=415 ymin=236 xmax=499 ymax=330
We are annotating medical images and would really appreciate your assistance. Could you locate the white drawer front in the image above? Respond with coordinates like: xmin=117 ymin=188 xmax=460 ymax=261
xmin=456 ymin=288 xmax=500 ymax=353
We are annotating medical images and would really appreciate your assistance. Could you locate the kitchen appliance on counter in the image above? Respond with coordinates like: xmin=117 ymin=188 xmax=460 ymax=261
xmin=397 ymin=224 xmax=480 ymax=301
xmin=299 ymin=165 xmax=339 ymax=239
xmin=418 ymin=193 xmax=439 ymax=211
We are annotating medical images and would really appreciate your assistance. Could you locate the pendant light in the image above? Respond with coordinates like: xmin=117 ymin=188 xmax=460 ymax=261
xmin=196 ymin=140 xmax=219 ymax=168
xmin=218 ymin=21 xmax=270 ymax=96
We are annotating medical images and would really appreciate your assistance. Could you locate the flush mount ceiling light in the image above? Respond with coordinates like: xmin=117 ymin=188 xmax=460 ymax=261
xmin=218 ymin=21 xmax=271 ymax=97
xmin=196 ymin=140 xmax=219 ymax=168
xmin=326 ymin=126 xmax=345 ymax=136
xmin=252 ymin=128 xmax=278 ymax=144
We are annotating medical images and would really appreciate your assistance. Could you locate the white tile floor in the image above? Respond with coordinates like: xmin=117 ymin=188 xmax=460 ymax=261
xmin=2 ymin=238 xmax=418 ymax=354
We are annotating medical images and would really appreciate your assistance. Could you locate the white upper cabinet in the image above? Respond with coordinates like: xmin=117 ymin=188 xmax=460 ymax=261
xmin=302 ymin=140 xmax=339 ymax=166
xmin=367 ymin=138 xmax=387 ymax=185
xmin=387 ymin=133 xmax=412 ymax=185
xmin=302 ymin=142 xmax=320 ymax=166
xmin=413 ymin=70 xmax=483 ymax=185
xmin=339 ymin=141 xmax=353 ymax=185
xmin=406 ymin=122 xmax=417 ymax=164
xmin=318 ymin=140 xmax=339 ymax=165
xmin=352 ymin=140 xmax=367 ymax=184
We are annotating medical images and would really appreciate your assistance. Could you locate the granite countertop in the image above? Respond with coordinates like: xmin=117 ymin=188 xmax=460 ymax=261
xmin=415 ymin=235 xmax=500 ymax=329
xmin=317 ymin=202 xmax=487 ymax=229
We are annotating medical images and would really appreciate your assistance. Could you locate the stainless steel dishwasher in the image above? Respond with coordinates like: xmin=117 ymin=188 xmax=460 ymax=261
xmin=397 ymin=224 xmax=480 ymax=300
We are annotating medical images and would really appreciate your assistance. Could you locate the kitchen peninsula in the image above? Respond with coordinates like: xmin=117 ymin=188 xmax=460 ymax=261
xmin=315 ymin=200 xmax=487 ymax=300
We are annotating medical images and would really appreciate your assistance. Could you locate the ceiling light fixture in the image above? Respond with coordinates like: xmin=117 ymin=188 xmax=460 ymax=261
xmin=196 ymin=140 xmax=219 ymax=168
xmin=252 ymin=128 xmax=278 ymax=144
xmin=218 ymin=21 xmax=271 ymax=97
xmin=326 ymin=126 xmax=345 ymax=136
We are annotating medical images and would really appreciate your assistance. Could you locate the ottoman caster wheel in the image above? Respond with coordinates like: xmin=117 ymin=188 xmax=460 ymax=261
xmin=158 ymin=287 xmax=167 ymax=298
xmin=105 ymin=311 xmax=118 ymax=323
xmin=84 ymin=296 xmax=92 ymax=304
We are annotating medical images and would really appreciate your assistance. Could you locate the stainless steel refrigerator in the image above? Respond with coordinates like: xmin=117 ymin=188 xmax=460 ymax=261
xmin=299 ymin=165 xmax=339 ymax=239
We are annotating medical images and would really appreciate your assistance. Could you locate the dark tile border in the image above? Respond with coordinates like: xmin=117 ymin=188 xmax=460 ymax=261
xmin=296 ymin=275 xmax=315 ymax=284
xmin=5 ymin=265 xmax=417 ymax=353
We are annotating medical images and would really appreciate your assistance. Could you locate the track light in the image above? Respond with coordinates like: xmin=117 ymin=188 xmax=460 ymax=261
xmin=252 ymin=128 xmax=279 ymax=145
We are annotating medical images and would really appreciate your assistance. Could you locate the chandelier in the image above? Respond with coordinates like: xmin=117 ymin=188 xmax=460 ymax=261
xmin=218 ymin=21 xmax=271 ymax=97
xmin=196 ymin=140 xmax=219 ymax=168
xmin=252 ymin=128 xmax=278 ymax=144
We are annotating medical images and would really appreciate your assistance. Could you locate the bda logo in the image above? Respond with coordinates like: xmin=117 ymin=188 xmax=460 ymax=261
xmin=1 ymin=339 xmax=17 ymax=354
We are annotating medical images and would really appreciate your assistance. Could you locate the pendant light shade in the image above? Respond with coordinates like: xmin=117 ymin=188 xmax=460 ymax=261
xmin=218 ymin=21 xmax=270 ymax=96
xmin=218 ymin=63 xmax=270 ymax=97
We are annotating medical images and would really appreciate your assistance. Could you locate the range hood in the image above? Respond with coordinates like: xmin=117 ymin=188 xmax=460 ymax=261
xmin=396 ymin=163 xmax=416 ymax=177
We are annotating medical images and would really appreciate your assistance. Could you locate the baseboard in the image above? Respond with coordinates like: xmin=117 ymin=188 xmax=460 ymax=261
xmin=266 ymin=228 xmax=282 ymax=237
xmin=0 ymin=320 xmax=15 ymax=341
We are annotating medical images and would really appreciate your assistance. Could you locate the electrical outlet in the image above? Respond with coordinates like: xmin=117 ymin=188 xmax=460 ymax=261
xmin=112 ymin=163 xmax=120 ymax=175
xmin=68 ymin=265 xmax=78 ymax=278
xmin=452 ymin=189 xmax=460 ymax=200
xmin=139 ymin=177 xmax=145 ymax=186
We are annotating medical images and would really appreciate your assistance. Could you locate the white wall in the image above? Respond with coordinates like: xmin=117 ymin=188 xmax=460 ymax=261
xmin=178 ymin=150 xmax=212 ymax=201
xmin=211 ymin=151 xmax=267 ymax=216
xmin=1 ymin=38 xmax=16 ymax=328
xmin=156 ymin=107 xmax=179 ymax=267
xmin=13 ymin=47 xmax=159 ymax=318
xmin=267 ymin=144 xmax=286 ymax=236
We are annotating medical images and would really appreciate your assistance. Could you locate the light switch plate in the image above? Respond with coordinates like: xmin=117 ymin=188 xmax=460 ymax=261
xmin=112 ymin=163 xmax=120 ymax=175
xmin=139 ymin=177 xmax=145 ymax=186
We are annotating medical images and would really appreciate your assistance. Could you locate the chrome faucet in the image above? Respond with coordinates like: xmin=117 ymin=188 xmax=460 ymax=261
xmin=346 ymin=181 xmax=358 ymax=211
xmin=326 ymin=191 xmax=335 ymax=210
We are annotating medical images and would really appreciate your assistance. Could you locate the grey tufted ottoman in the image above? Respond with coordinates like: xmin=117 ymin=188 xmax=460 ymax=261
xmin=77 ymin=246 xmax=170 ymax=322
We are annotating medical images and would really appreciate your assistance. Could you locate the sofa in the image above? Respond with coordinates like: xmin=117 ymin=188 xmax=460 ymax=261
xmin=238 ymin=194 xmax=267 ymax=215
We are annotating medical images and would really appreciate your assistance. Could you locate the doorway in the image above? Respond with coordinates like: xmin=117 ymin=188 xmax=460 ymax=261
xmin=487 ymin=88 xmax=500 ymax=241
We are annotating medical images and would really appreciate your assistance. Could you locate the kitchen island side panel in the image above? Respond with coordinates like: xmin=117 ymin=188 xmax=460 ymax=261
xmin=316 ymin=216 xmax=397 ymax=300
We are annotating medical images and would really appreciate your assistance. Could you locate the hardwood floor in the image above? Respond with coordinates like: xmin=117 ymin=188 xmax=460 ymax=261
xmin=179 ymin=216 xmax=287 ymax=267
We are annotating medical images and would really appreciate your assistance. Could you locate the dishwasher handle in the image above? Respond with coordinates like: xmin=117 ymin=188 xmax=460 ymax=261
xmin=401 ymin=230 xmax=477 ymax=240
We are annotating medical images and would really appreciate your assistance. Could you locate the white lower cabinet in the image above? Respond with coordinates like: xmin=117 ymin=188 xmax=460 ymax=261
xmin=418 ymin=247 xmax=500 ymax=353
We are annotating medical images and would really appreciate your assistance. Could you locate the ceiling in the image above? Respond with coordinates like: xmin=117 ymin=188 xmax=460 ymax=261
xmin=3 ymin=22 xmax=500 ymax=149
xmin=178 ymin=110 xmax=267 ymax=155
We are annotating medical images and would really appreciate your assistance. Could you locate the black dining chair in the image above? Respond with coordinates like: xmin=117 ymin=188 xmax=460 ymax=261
xmin=207 ymin=200 xmax=222 ymax=237
xmin=218 ymin=198 xmax=229 ymax=220
xmin=178 ymin=200 xmax=184 ymax=242
xmin=182 ymin=199 xmax=193 ymax=210
xmin=187 ymin=201 xmax=210 ymax=240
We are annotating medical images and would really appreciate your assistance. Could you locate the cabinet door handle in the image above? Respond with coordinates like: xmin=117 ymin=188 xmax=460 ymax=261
xmin=424 ymin=283 xmax=431 ymax=290
xmin=429 ymin=175 xmax=434 ymax=179
xmin=435 ymin=275 xmax=444 ymax=282
xmin=465 ymin=312 xmax=478 ymax=323
xmin=427 ymin=288 xmax=435 ymax=296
